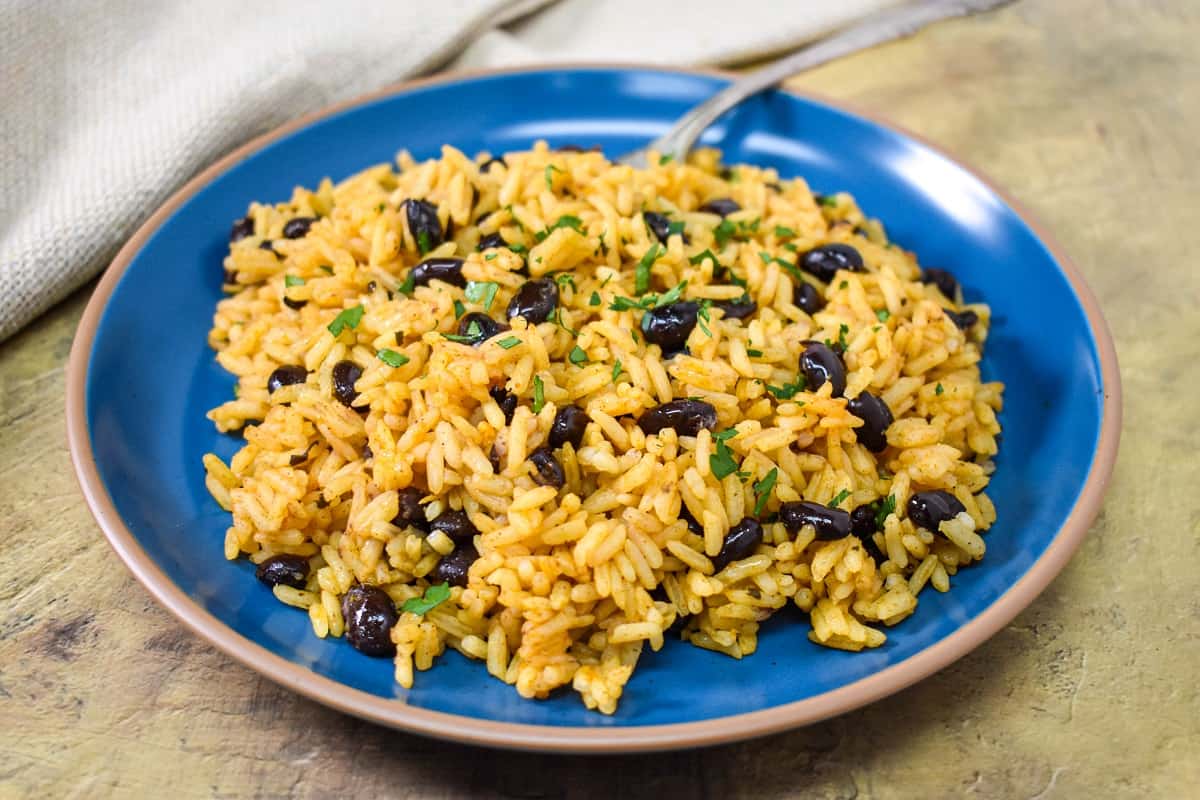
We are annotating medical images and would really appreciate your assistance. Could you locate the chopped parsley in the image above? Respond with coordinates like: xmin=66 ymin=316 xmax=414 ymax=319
xmin=874 ymin=494 xmax=897 ymax=528
xmin=327 ymin=305 xmax=364 ymax=336
xmin=465 ymin=280 xmax=499 ymax=310
xmin=712 ymin=428 xmax=738 ymax=442
xmin=635 ymin=244 xmax=664 ymax=295
xmin=709 ymin=435 xmax=741 ymax=480
xmin=658 ymin=153 xmax=674 ymax=165
xmin=936 ymin=383 xmax=945 ymax=396
xmin=782 ymin=242 xmax=798 ymax=253
xmin=696 ymin=299 xmax=713 ymax=336
xmin=668 ymin=220 xmax=686 ymax=237
xmin=484 ymin=252 xmax=498 ymax=261
xmin=689 ymin=249 xmax=721 ymax=268
xmin=609 ymin=295 xmax=651 ymax=312
xmin=774 ymin=225 xmax=796 ymax=239
xmin=416 ymin=230 xmax=433 ymax=255
xmin=442 ymin=320 xmax=481 ymax=344
xmin=752 ymin=468 xmax=778 ymax=516
xmin=746 ymin=348 xmax=763 ymax=357
xmin=829 ymin=489 xmax=851 ymax=508
xmin=598 ymin=230 xmax=609 ymax=256
xmin=497 ymin=335 xmax=522 ymax=349
xmin=817 ymin=195 xmax=838 ymax=208
xmin=452 ymin=300 xmax=466 ymax=319
xmin=656 ymin=280 xmax=687 ymax=307
xmin=611 ymin=360 xmax=623 ymax=382
xmin=568 ymin=345 xmax=588 ymax=366
xmin=765 ymin=376 xmax=806 ymax=400
xmin=876 ymin=309 xmax=891 ymax=322
xmin=588 ymin=291 xmax=601 ymax=307
xmin=319 ymin=265 xmax=334 ymax=275
xmin=377 ymin=348 xmax=409 ymax=367
xmin=837 ymin=324 xmax=850 ymax=351
xmin=553 ymin=272 xmax=577 ymax=291
xmin=839 ymin=280 xmax=849 ymax=289
xmin=713 ymin=219 xmax=737 ymax=248
xmin=376 ymin=202 xmax=386 ymax=213
xmin=544 ymin=164 xmax=562 ymax=191
xmin=507 ymin=243 xmax=528 ymax=255
xmin=551 ymin=307 xmax=578 ymax=336
xmin=284 ymin=275 xmax=304 ymax=287
xmin=400 ymin=582 xmax=451 ymax=615
xmin=535 ymin=215 xmax=585 ymax=243
xmin=397 ymin=272 xmax=416 ymax=296
xmin=532 ymin=375 xmax=545 ymax=413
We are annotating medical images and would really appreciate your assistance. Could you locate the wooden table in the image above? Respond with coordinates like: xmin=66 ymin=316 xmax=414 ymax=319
xmin=3 ymin=1 xmax=1196 ymax=796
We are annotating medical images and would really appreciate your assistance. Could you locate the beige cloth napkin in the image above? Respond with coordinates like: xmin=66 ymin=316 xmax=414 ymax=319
xmin=0 ymin=0 xmax=965 ymax=342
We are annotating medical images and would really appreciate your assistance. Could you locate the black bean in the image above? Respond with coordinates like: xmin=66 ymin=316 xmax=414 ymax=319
xmin=921 ymin=268 xmax=959 ymax=300
xmin=477 ymin=232 xmax=507 ymax=251
xmin=849 ymin=506 xmax=887 ymax=562
xmin=489 ymin=386 xmax=518 ymax=424
xmin=404 ymin=199 xmax=444 ymax=253
xmin=506 ymin=277 xmax=559 ymax=324
xmin=640 ymin=301 xmax=698 ymax=354
xmin=411 ymin=257 xmax=466 ymax=288
xmin=945 ymin=308 xmax=979 ymax=331
xmin=267 ymin=364 xmax=307 ymax=394
xmin=637 ymin=399 xmax=717 ymax=437
xmin=457 ymin=312 xmax=509 ymax=345
xmin=259 ymin=240 xmax=279 ymax=257
xmin=793 ymin=282 xmax=824 ymax=315
xmin=230 ymin=215 xmax=255 ymax=242
xmin=430 ymin=543 xmax=478 ymax=588
xmin=714 ymin=295 xmax=756 ymax=320
xmin=779 ymin=501 xmax=851 ymax=540
xmin=642 ymin=211 xmax=687 ymax=245
xmin=489 ymin=443 xmax=503 ymax=473
xmin=847 ymin=391 xmax=894 ymax=453
xmin=678 ymin=504 xmax=703 ymax=535
xmin=223 ymin=268 xmax=238 ymax=284
xmin=391 ymin=486 xmax=431 ymax=531
xmin=700 ymin=198 xmax=741 ymax=217
xmin=428 ymin=510 xmax=479 ymax=544
xmin=710 ymin=518 xmax=764 ymax=572
xmin=907 ymin=490 xmax=966 ymax=533
xmin=361 ymin=443 xmax=373 ymax=460
xmin=283 ymin=217 xmax=316 ymax=239
xmin=480 ymin=156 xmax=506 ymax=173
xmin=366 ymin=281 xmax=377 ymax=293
xmin=342 ymin=585 xmax=398 ymax=657
xmin=799 ymin=340 xmax=846 ymax=397
xmin=528 ymin=447 xmax=565 ymax=488
xmin=331 ymin=360 xmax=363 ymax=407
xmin=800 ymin=243 xmax=864 ymax=283
xmin=255 ymin=554 xmax=309 ymax=589
xmin=283 ymin=296 xmax=306 ymax=310
xmin=549 ymin=405 xmax=587 ymax=448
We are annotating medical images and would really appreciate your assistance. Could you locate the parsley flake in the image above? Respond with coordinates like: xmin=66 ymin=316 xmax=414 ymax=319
xmin=416 ymin=230 xmax=433 ymax=255
xmin=709 ymin=436 xmax=740 ymax=479
xmin=765 ymin=376 xmax=806 ymax=400
xmin=817 ymin=195 xmax=838 ymax=208
xmin=397 ymin=272 xmax=416 ymax=296
xmin=689 ymin=249 xmax=721 ymax=268
xmin=746 ymin=348 xmax=763 ymax=357
xmin=453 ymin=299 xmax=466 ymax=319
xmin=876 ymin=309 xmax=891 ymax=322
xmin=497 ymin=336 xmax=521 ymax=349
xmin=774 ymin=225 xmax=796 ymax=238
xmin=658 ymin=153 xmax=674 ymax=165
xmin=377 ymin=349 xmax=409 ymax=367
xmin=319 ymin=265 xmax=334 ymax=275
xmin=535 ymin=215 xmax=585 ymax=243
xmin=874 ymin=494 xmax=897 ymax=529
xmin=532 ymin=375 xmax=545 ymax=413
xmin=752 ymin=468 xmax=778 ymax=516
xmin=568 ymin=345 xmax=588 ymax=366
xmin=327 ymin=305 xmax=364 ymax=336
xmin=465 ymin=280 xmax=500 ymax=311
xmin=554 ymin=272 xmax=577 ymax=291
xmin=713 ymin=219 xmax=737 ymax=248
xmin=588 ymin=291 xmax=601 ymax=307
xmin=611 ymin=360 xmax=623 ymax=382
xmin=829 ymin=489 xmax=851 ymax=508
xmin=837 ymin=324 xmax=850 ymax=351
xmin=635 ymin=244 xmax=663 ymax=295
xmin=544 ymin=164 xmax=562 ymax=192
xmin=401 ymin=582 xmax=451 ymax=615
xmin=936 ymin=383 xmax=945 ymax=396
xmin=284 ymin=275 xmax=304 ymax=288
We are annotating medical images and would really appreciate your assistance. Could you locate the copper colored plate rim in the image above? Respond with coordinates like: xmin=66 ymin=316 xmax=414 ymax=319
xmin=65 ymin=63 xmax=1122 ymax=754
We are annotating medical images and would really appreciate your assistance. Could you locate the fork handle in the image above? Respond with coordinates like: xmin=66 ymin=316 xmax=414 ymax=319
xmin=638 ymin=0 xmax=1011 ymax=165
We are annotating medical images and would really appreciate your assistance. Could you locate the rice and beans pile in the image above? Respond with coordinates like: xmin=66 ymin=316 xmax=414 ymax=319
xmin=203 ymin=142 xmax=1003 ymax=713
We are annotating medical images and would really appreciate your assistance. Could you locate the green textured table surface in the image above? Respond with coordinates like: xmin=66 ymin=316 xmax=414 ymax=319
xmin=2 ymin=1 xmax=1197 ymax=796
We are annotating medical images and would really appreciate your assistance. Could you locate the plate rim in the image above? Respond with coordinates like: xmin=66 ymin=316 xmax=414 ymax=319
xmin=65 ymin=63 xmax=1122 ymax=753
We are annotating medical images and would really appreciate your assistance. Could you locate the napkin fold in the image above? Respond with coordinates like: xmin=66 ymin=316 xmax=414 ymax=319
xmin=1 ymin=0 xmax=973 ymax=341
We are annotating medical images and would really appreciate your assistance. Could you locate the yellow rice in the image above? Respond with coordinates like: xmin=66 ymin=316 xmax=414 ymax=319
xmin=204 ymin=141 xmax=1003 ymax=713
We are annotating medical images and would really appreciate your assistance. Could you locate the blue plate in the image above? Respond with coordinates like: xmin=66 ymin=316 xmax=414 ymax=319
xmin=67 ymin=67 xmax=1120 ymax=752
